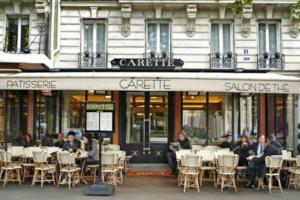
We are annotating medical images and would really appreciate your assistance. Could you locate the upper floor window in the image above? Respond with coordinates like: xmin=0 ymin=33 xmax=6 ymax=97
xmin=5 ymin=16 xmax=29 ymax=53
xmin=258 ymin=22 xmax=283 ymax=69
xmin=146 ymin=21 xmax=170 ymax=57
xmin=210 ymin=22 xmax=235 ymax=69
xmin=80 ymin=20 xmax=106 ymax=68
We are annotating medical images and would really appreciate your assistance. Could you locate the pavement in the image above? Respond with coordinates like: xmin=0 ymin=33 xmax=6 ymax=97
xmin=0 ymin=176 xmax=299 ymax=200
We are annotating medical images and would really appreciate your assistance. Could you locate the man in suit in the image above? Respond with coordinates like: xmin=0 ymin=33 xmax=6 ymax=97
xmin=63 ymin=131 xmax=81 ymax=152
xmin=246 ymin=134 xmax=282 ymax=188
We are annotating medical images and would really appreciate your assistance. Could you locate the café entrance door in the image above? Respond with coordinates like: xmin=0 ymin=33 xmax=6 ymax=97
xmin=120 ymin=92 xmax=174 ymax=163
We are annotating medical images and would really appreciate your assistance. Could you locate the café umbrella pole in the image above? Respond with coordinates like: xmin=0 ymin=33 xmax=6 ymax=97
xmin=85 ymin=133 xmax=115 ymax=196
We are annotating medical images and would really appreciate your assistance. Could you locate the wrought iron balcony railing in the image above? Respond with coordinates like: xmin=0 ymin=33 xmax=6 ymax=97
xmin=209 ymin=52 xmax=237 ymax=69
xmin=257 ymin=53 xmax=285 ymax=70
xmin=78 ymin=52 xmax=107 ymax=68
xmin=143 ymin=51 xmax=173 ymax=59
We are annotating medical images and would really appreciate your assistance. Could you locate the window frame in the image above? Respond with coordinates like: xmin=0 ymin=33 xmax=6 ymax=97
xmin=80 ymin=19 xmax=107 ymax=54
xmin=5 ymin=15 xmax=30 ymax=53
xmin=145 ymin=19 xmax=171 ymax=54
xmin=257 ymin=21 xmax=281 ymax=54
xmin=210 ymin=21 xmax=234 ymax=54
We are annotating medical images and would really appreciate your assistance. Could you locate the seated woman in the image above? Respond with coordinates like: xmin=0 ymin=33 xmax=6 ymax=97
xmin=234 ymin=135 xmax=251 ymax=166
xmin=166 ymin=132 xmax=191 ymax=175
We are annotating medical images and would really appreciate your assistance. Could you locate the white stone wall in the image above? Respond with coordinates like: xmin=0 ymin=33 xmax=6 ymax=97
xmin=55 ymin=5 xmax=300 ymax=70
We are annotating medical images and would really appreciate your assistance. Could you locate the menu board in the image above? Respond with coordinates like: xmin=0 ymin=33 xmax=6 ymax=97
xmin=86 ymin=111 xmax=100 ymax=131
xmin=100 ymin=112 xmax=113 ymax=132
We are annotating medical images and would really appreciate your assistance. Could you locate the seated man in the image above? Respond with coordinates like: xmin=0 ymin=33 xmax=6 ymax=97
xmin=245 ymin=134 xmax=282 ymax=188
xmin=167 ymin=132 xmax=191 ymax=175
xmin=219 ymin=134 xmax=235 ymax=151
xmin=55 ymin=133 xmax=65 ymax=148
xmin=63 ymin=131 xmax=81 ymax=152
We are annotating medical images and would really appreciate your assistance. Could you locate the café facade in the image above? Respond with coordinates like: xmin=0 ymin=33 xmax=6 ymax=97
xmin=0 ymin=0 xmax=300 ymax=164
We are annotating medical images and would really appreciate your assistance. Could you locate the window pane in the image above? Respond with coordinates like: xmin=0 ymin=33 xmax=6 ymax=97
xmin=20 ymin=18 xmax=29 ymax=52
xmin=160 ymin=24 xmax=170 ymax=53
xmin=211 ymin=24 xmax=219 ymax=53
xmin=7 ymin=18 xmax=18 ymax=52
xmin=258 ymin=24 xmax=266 ymax=54
xmin=269 ymin=24 xmax=277 ymax=54
xmin=147 ymin=23 xmax=157 ymax=53
xmin=96 ymin=23 xmax=105 ymax=53
xmin=83 ymin=23 xmax=93 ymax=53
xmin=223 ymin=24 xmax=231 ymax=53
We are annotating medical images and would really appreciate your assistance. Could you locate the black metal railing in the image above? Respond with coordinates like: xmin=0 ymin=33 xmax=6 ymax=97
xmin=209 ymin=52 xmax=237 ymax=69
xmin=257 ymin=53 xmax=285 ymax=70
xmin=78 ymin=52 xmax=107 ymax=68
xmin=143 ymin=51 xmax=173 ymax=59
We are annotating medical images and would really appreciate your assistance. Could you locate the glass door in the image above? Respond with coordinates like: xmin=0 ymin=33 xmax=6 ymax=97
xmin=122 ymin=92 xmax=171 ymax=163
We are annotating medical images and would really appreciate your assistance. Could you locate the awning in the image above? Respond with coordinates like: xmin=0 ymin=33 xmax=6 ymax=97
xmin=0 ymin=53 xmax=52 ymax=71
xmin=0 ymin=72 xmax=299 ymax=94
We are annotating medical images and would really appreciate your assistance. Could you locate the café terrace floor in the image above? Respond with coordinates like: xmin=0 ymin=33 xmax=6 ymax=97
xmin=1 ymin=176 xmax=299 ymax=200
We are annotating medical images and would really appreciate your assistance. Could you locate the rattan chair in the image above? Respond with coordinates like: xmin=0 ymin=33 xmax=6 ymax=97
xmin=116 ymin=151 xmax=126 ymax=184
xmin=102 ymin=152 xmax=118 ymax=188
xmin=198 ymin=150 xmax=216 ymax=186
xmin=31 ymin=151 xmax=56 ymax=187
xmin=22 ymin=147 xmax=42 ymax=182
xmin=288 ymin=155 xmax=300 ymax=189
xmin=180 ymin=154 xmax=201 ymax=192
xmin=265 ymin=155 xmax=283 ymax=194
xmin=57 ymin=151 xmax=80 ymax=189
xmin=216 ymin=154 xmax=239 ymax=192
xmin=0 ymin=151 xmax=22 ymax=187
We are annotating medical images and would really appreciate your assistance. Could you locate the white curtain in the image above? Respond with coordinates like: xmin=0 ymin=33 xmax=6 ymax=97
xmin=160 ymin=24 xmax=170 ymax=53
xmin=84 ymin=23 xmax=93 ymax=53
xmin=211 ymin=24 xmax=219 ymax=53
xmin=147 ymin=23 xmax=157 ymax=53
xmin=96 ymin=23 xmax=105 ymax=53
xmin=269 ymin=24 xmax=277 ymax=54
xmin=258 ymin=24 xmax=266 ymax=54
xmin=223 ymin=24 xmax=231 ymax=53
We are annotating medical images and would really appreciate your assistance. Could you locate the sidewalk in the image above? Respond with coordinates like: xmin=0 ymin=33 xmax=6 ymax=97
xmin=1 ymin=176 xmax=299 ymax=200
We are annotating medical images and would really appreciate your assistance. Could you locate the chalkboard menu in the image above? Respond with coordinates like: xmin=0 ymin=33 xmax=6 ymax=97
xmin=85 ymin=102 xmax=115 ymax=133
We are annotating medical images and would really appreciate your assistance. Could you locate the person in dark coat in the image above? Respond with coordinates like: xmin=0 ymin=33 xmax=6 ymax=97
xmin=219 ymin=134 xmax=235 ymax=151
xmin=63 ymin=131 xmax=81 ymax=152
xmin=234 ymin=135 xmax=251 ymax=166
xmin=246 ymin=134 xmax=282 ymax=188
xmin=167 ymin=132 xmax=191 ymax=175
xmin=41 ymin=133 xmax=54 ymax=147
xmin=54 ymin=133 xmax=65 ymax=148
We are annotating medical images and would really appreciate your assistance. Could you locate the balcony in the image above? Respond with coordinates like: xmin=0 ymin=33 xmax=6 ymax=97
xmin=257 ymin=53 xmax=285 ymax=70
xmin=78 ymin=52 xmax=107 ymax=68
xmin=209 ymin=52 xmax=237 ymax=69
xmin=143 ymin=51 xmax=173 ymax=59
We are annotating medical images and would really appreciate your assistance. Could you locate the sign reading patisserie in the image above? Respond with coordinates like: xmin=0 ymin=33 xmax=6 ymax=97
xmin=6 ymin=80 xmax=57 ymax=89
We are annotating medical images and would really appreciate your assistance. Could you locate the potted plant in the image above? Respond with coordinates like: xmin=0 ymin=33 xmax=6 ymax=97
xmin=96 ymin=52 xmax=101 ymax=58
xmin=274 ymin=52 xmax=281 ymax=59
xmin=227 ymin=51 xmax=233 ymax=59
xmin=84 ymin=50 xmax=89 ymax=58
xmin=215 ymin=52 xmax=221 ymax=59
xmin=161 ymin=51 xmax=167 ymax=58
xmin=263 ymin=52 xmax=269 ymax=59
xmin=150 ymin=50 xmax=155 ymax=58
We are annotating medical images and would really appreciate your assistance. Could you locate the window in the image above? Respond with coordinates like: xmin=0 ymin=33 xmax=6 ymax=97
xmin=211 ymin=23 xmax=233 ymax=54
xmin=5 ymin=16 xmax=29 ymax=52
xmin=146 ymin=21 xmax=170 ymax=55
xmin=258 ymin=22 xmax=280 ymax=54
xmin=82 ymin=20 xmax=106 ymax=54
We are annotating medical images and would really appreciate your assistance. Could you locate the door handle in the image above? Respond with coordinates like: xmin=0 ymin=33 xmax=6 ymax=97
xmin=143 ymin=118 xmax=151 ymax=153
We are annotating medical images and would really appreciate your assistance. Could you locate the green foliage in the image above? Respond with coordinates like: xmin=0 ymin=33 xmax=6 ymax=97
xmin=183 ymin=125 xmax=206 ymax=139
xmin=229 ymin=0 xmax=253 ymax=14
xmin=290 ymin=1 xmax=300 ymax=20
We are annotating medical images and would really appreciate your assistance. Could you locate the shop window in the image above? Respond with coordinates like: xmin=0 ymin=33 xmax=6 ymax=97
xmin=80 ymin=20 xmax=106 ymax=68
xmin=35 ymin=92 xmax=59 ymax=140
xmin=182 ymin=94 xmax=207 ymax=145
xmin=0 ymin=92 xmax=4 ymax=143
xmin=5 ymin=16 xmax=29 ymax=53
xmin=146 ymin=21 xmax=170 ymax=57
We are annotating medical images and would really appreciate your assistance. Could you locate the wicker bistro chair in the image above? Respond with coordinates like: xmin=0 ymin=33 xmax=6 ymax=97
xmin=0 ymin=151 xmax=22 ymax=187
xmin=103 ymin=144 xmax=120 ymax=152
xmin=288 ymin=155 xmax=300 ymax=189
xmin=205 ymin=146 xmax=220 ymax=152
xmin=115 ymin=151 xmax=126 ymax=184
xmin=180 ymin=154 xmax=201 ymax=192
xmin=22 ymin=147 xmax=42 ymax=182
xmin=264 ymin=155 xmax=284 ymax=194
xmin=198 ymin=150 xmax=216 ymax=186
xmin=57 ymin=151 xmax=81 ymax=189
xmin=216 ymin=154 xmax=239 ymax=192
xmin=31 ymin=151 xmax=56 ymax=187
xmin=101 ymin=152 xmax=119 ymax=189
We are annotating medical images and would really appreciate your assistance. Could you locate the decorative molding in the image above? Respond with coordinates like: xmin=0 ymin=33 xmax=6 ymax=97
xmin=12 ymin=0 xmax=20 ymax=14
xmin=265 ymin=6 xmax=274 ymax=19
xmin=241 ymin=5 xmax=253 ymax=38
xmin=186 ymin=4 xmax=197 ymax=37
xmin=290 ymin=8 xmax=300 ymax=38
xmin=155 ymin=4 xmax=163 ymax=19
xmin=90 ymin=7 xmax=98 ymax=18
xmin=121 ymin=4 xmax=132 ymax=37
xmin=219 ymin=6 xmax=226 ymax=19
